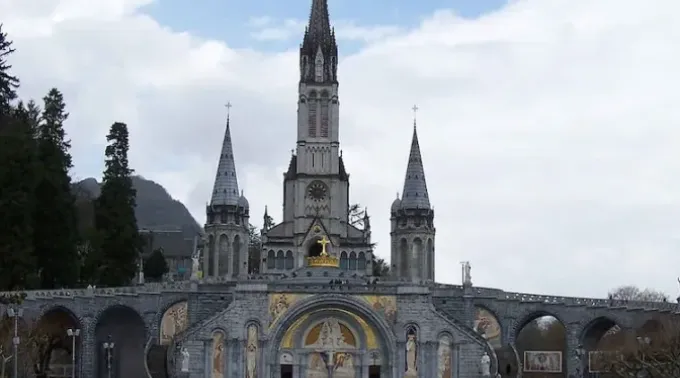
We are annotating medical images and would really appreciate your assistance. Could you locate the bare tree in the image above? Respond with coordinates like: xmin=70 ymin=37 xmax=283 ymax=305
xmin=608 ymin=286 xmax=669 ymax=302
xmin=596 ymin=319 xmax=680 ymax=377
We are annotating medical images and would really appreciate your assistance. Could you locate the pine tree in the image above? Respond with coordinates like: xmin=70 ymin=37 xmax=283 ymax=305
xmin=143 ymin=248 xmax=169 ymax=282
xmin=0 ymin=27 xmax=38 ymax=290
xmin=92 ymin=122 xmax=142 ymax=287
xmin=33 ymin=88 xmax=80 ymax=288
xmin=0 ymin=24 xmax=18 ymax=112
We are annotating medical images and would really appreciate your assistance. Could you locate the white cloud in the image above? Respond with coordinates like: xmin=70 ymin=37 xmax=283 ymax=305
xmin=2 ymin=0 xmax=680 ymax=299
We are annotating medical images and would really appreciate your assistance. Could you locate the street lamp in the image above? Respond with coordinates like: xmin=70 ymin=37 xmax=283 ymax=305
xmin=6 ymin=307 xmax=23 ymax=378
xmin=102 ymin=336 xmax=115 ymax=378
xmin=67 ymin=328 xmax=80 ymax=378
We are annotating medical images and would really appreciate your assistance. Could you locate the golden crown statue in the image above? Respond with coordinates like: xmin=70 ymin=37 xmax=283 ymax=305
xmin=307 ymin=236 xmax=339 ymax=268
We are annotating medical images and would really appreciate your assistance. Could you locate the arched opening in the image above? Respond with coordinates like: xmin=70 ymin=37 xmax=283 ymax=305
xmin=218 ymin=234 xmax=229 ymax=276
xmin=210 ymin=331 xmax=226 ymax=376
xmin=411 ymin=238 xmax=422 ymax=278
xmin=399 ymin=238 xmax=408 ymax=277
xmin=232 ymin=234 xmax=241 ymax=276
xmin=151 ymin=301 xmax=188 ymax=377
xmin=95 ymin=305 xmax=146 ymax=378
xmin=349 ymin=252 xmax=357 ymax=270
xmin=426 ymin=239 xmax=434 ymax=279
xmin=358 ymin=252 xmax=366 ymax=271
xmin=284 ymin=251 xmax=294 ymax=270
xmin=580 ymin=317 xmax=625 ymax=376
xmin=207 ymin=234 xmax=215 ymax=276
xmin=308 ymin=240 xmax=323 ymax=258
xmin=340 ymin=252 xmax=348 ymax=270
xmin=267 ymin=250 xmax=275 ymax=270
xmin=276 ymin=250 xmax=285 ymax=270
xmin=33 ymin=307 xmax=82 ymax=377
xmin=515 ymin=312 xmax=566 ymax=376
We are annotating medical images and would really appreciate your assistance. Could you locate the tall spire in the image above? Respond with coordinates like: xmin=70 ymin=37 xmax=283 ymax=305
xmin=210 ymin=103 xmax=240 ymax=206
xmin=400 ymin=108 xmax=431 ymax=209
xmin=300 ymin=0 xmax=338 ymax=83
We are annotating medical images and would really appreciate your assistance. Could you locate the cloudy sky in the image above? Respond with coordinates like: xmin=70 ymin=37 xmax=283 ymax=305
xmin=2 ymin=0 xmax=680 ymax=299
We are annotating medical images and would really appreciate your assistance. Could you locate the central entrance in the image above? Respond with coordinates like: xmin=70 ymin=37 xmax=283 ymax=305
xmin=275 ymin=306 xmax=388 ymax=378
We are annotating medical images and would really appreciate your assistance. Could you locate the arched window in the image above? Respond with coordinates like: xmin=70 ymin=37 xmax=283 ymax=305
xmin=340 ymin=251 xmax=348 ymax=270
xmin=267 ymin=250 xmax=275 ymax=269
xmin=358 ymin=252 xmax=366 ymax=271
xmin=285 ymin=251 xmax=294 ymax=270
xmin=320 ymin=91 xmax=329 ymax=137
xmin=308 ymin=92 xmax=317 ymax=137
xmin=275 ymin=250 xmax=285 ymax=270
xmin=349 ymin=252 xmax=357 ymax=270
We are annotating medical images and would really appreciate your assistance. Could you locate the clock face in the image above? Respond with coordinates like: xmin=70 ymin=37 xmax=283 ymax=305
xmin=307 ymin=181 xmax=328 ymax=201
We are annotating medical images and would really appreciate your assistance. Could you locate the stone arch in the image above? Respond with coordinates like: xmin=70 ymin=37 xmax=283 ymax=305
xmin=511 ymin=309 xmax=567 ymax=375
xmin=218 ymin=233 xmax=229 ymax=276
xmin=158 ymin=300 xmax=188 ymax=346
xmin=94 ymin=305 xmax=146 ymax=378
xmin=358 ymin=252 xmax=366 ymax=271
xmin=276 ymin=250 xmax=284 ymax=270
xmin=34 ymin=305 xmax=84 ymax=376
xmin=411 ymin=238 xmax=423 ymax=278
xmin=266 ymin=295 xmax=397 ymax=377
xmin=267 ymin=250 xmax=275 ymax=269
xmin=306 ymin=235 xmax=324 ymax=258
xmin=399 ymin=238 xmax=408 ymax=277
xmin=435 ymin=331 xmax=455 ymax=378
xmin=232 ymin=234 xmax=241 ymax=275
xmin=284 ymin=250 xmax=294 ymax=270
xmin=207 ymin=234 xmax=215 ymax=276
xmin=474 ymin=305 xmax=503 ymax=348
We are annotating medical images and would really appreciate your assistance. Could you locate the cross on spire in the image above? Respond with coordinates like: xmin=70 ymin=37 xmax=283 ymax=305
xmin=412 ymin=104 xmax=419 ymax=126
xmin=225 ymin=101 xmax=232 ymax=119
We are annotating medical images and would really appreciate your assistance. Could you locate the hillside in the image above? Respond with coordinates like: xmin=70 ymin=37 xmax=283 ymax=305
xmin=73 ymin=176 xmax=202 ymax=257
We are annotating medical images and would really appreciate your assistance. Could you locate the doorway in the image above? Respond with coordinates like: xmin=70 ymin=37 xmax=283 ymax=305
xmin=369 ymin=365 xmax=380 ymax=378
xmin=281 ymin=364 xmax=293 ymax=378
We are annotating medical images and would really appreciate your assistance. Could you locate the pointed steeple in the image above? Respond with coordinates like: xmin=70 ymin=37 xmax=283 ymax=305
xmin=400 ymin=119 xmax=431 ymax=209
xmin=210 ymin=105 xmax=240 ymax=206
xmin=300 ymin=0 xmax=338 ymax=83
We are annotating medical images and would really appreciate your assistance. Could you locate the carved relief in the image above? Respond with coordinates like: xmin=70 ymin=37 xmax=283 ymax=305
xmin=211 ymin=332 xmax=225 ymax=378
xmin=245 ymin=324 xmax=258 ymax=378
xmin=437 ymin=335 xmax=452 ymax=378
xmin=160 ymin=301 xmax=188 ymax=345
xmin=304 ymin=318 xmax=357 ymax=378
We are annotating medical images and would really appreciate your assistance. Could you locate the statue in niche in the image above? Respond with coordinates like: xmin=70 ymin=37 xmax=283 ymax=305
xmin=437 ymin=335 xmax=452 ymax=378
xmin=405 ymin=330 xmax=417 ymax=377
xmin=212 ymin=333 xmax=225 ymax=378
xmin=480 ymin=351 xmax=491 ymax=376
xmin=246 ymin=324 xmax=258 ymax=378
xmin=180 ymin=347 xmax=190 ymax=372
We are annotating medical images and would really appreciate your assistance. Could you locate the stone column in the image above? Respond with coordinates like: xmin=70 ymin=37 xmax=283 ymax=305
xmin=565 ymin=321 xmax=583 ymax=378
xmin=79 ymin=316 xmax=95 ymax=378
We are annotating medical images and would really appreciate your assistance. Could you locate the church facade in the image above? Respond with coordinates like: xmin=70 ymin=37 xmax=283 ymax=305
xmin=190 ymin=1 xmax=490 ymax=377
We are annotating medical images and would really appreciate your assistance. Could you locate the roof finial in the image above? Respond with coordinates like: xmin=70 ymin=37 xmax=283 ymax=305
xmin=412 ymin=104 xmax=419 ymax=128
xmin=225 ymin=101 xmax=232 ymax=121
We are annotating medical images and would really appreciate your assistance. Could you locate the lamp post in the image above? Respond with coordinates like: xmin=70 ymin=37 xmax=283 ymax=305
xmin=67 ymin=328 xmax=80 ymax=378
xmin=102 ymin=336 xmax=114 ymax=378
xmin=6 ymin=307 xmax=23 ymax=378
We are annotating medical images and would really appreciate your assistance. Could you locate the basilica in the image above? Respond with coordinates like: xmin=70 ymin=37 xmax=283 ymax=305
xmin=183 ymin=0 xmax=491 ymax=377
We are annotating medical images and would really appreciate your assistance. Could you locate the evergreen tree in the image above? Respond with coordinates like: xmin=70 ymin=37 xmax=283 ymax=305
xmin=143 ymin=248 xmax=169 ymax=281
xmin=92 ymin=122 xmax=142 ymax=286
xmin=0 ymin=28 xmax=38 ymax=290
xmin=33 ymin=88 xmax=80 ymax=288
xmin=0 ymin=24 xmax=18 ymax=112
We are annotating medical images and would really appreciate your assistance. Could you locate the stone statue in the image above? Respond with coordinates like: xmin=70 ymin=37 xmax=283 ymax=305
xmin=461 ymin=261 xmax=472 ymax=285
xmin=191 ymin=252 xmax=200 ymax=280
xmin=405 ymin=333 xmax=417 ymax=377
xmin=480 ymin=351 xmax=491 ymax=376
xmin=180 ymin=347 xmax=190 ymax=372
xmin=245 ymin=325 xmax=258 ymax=378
